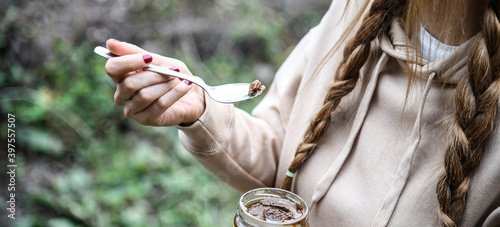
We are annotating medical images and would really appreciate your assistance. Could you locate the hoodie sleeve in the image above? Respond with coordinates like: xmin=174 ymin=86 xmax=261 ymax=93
xmin=175 ymin=28 xmax=315 ymax=193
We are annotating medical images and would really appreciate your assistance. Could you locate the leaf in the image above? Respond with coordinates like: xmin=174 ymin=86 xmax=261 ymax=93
xmin=17 ymin=127 xmax=65 ymax=156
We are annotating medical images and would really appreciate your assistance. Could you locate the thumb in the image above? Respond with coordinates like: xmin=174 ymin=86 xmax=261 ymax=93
xmin=106 ymin=38 xmax=147 ymax=56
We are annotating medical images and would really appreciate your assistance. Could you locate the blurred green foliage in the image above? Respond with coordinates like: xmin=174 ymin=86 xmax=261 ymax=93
xmin=0 ymin=0 xmax=327 ymax=226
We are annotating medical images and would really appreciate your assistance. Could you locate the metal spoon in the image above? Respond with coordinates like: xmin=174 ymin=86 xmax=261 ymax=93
xmin=94 ymin=46 xmax=265 ymax=103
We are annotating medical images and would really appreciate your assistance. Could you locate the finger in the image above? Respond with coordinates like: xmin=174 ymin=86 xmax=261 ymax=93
xmin=105 ymin=53 xmax=153 ymax=83
xmin=115 ymin=71 xmax=175 ymax=105
xmin=106 ymin=38 xmax=147 ymax=56
xmin=123 ymin=80 xmax=182 ymax=116
xmin=114 ymin=66 xmax=181 ymax=105
xmin=132 ymin=80 xmax=193 ymax=126
xmin=107 ymin=40 xmax=169 ymax=66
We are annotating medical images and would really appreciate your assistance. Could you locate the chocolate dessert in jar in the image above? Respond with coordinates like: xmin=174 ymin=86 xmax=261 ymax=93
xmin=233 ymin=188 xmax=309 ymax=227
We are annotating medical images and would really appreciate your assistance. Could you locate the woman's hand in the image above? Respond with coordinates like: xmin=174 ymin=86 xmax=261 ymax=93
xmin=104 ymin=39 xmax=205 ymax=126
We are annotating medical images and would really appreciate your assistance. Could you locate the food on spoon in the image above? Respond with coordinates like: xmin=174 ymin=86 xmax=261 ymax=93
xmin=248 ymin=80 xmax=265 ymax=96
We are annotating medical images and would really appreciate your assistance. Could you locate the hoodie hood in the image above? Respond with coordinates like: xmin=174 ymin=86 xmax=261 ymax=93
xmin=380 ymin=19 xmax=481 ymax=85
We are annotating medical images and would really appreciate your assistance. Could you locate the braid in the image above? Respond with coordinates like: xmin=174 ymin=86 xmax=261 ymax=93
xmin=436 ymin=4 xmax=500 ymax=227
xmin=278 ymin=0 xmax=406 ymax=190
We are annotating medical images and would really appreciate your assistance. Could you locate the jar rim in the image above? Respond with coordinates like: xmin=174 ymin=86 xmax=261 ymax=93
xmin=238 ymin=187 xmax=309 ymax=226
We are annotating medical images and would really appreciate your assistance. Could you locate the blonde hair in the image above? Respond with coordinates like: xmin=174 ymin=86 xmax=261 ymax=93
xmin=278 ymin=0 xmax=500 ymax=226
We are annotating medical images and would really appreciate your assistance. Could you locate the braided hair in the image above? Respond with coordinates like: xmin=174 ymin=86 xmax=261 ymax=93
xmin=436 ymin=3 xmax=500 ymax=226
xmin=278 ymin=0 xmax=407 ymax=190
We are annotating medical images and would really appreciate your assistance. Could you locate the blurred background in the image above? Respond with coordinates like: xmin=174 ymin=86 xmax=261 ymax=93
xmin=0 ymin=0 xmax=329 ymax=226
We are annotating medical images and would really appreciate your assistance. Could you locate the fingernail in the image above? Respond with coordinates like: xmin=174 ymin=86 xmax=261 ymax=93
xmin=110 ymin=38 xmax=121 ymax=42
xmin=143 ymin=54 xmax=153 ymax=64
xmin=169 ymin=66 xmax=183 ymax=81
xmin=169 ymin=66 xmax=180 ymax=72
xmin=184 ymin=80 xmax=192 ymax=86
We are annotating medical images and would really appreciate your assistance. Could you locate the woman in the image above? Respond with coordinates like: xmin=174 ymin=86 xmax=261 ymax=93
xmin=104 ymin=0 xmax=500 ymax=226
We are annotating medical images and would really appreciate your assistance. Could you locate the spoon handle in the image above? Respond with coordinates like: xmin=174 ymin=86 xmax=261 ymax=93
xmin=145 ymin=64 xmax=207 ymax=88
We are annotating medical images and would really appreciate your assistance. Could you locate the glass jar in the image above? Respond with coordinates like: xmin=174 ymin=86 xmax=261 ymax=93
xmin=233 ymin=188 xmax=309 ymax=227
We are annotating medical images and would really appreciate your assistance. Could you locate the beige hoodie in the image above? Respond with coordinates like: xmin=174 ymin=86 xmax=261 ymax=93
xmin=176 ymin=0 xmax=500 ymax=226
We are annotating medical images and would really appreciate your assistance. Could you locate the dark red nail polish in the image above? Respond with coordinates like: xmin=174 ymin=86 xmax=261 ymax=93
xmin=169 ymin=66 xmax=182 ymax=80
xmin=110 ymin=38 xmax=121 ymax=42
xmin=169 ymin=66 xmax=180 ymax=72
xmin=184 ymin=80 xmax=192 ymax=86
xmin=143 ymin=54 xmax=153 ymax=64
